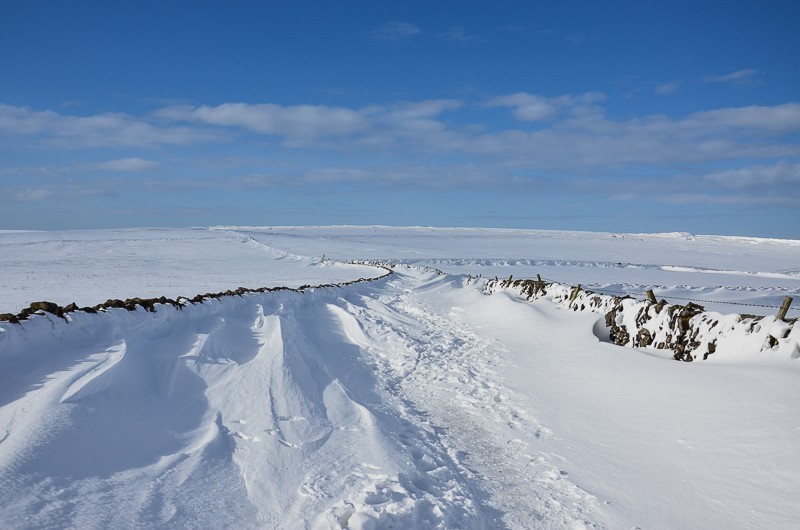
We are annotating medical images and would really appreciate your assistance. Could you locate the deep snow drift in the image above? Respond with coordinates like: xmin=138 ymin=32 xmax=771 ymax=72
xmin=1 ymin=227 xmax=799 ymax=529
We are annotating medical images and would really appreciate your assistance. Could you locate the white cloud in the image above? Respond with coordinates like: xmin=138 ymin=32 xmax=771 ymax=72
xmin=378 ymin=99 xmax=462 ymax=139
xmin=207 ymin=163 xmax=505 ymax=191
xmin=487 ymin=92 xmax=605 ymax=122
xmin=0 ymin=104 xmax=223 ymax=148
xmin=686 ymin=104 xmax=800 ymax=134
xmin=3 ymin=95 xmax=799 ymax=207
xmin=156 ymin=103 xmax=369 ymax=142
xmin=384 ymin=99 xmax=462 ymax=121
xmin=369 ymin=21 xmax=421 ymax=40
xmin=155 ymin=99 xmax=464 ymax=149
xmin=657 ymin=192 xmax=794 ymax=206
xmin=89 ymin=158 xmax=162 ymax=172
xmin=15 ymin=188 xmax=54 ymax=201
xmin=0 ymin=165 xmax=61 ymax=176
xmin=471 ymin=95 xmax=800 ymax=170
xmin=704 ymin=68 xmax=760 ymax=84
xmin=585 ymin=161 xmax=800 ymax=206
xmin=703 ymin=161 xmax=800 ymax=188
xmin=488 ymin=93 xmax=558 ymax=121
xmin=655 ymin=82 xmax=681 ymax=95
xmin=10 ymin=181 xmax=113 ymax=202
xmin=439 ymin=27 xmax=482 ymax=44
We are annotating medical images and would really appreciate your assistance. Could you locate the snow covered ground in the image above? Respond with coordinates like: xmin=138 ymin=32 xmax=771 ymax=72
xmin=1 ymin=227 xmax=799 ymax=529
xmin=0 ymin=228 xmax=379 ymax=314
xmin=224 ymin=226 xmax=800 ymax=316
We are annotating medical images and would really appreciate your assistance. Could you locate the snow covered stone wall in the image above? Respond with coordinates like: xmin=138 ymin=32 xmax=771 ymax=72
xmin=0 ymin=264 xmax=392 ymax=325
xmin=484 ymin=276 xmax=800 ymax=361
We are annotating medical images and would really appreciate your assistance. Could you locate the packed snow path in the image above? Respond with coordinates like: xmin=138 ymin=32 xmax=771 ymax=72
xmin=1 ymin=267 xmax=798 ymax=529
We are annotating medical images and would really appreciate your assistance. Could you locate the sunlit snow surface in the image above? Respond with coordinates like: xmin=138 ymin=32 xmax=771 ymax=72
xmin=227 ymin=226 xmax=800 ymax=316
xmin=0 ymin=228 xmax=378 ymax=314
xmin=1 ymin=226 xmax=799 ymax=529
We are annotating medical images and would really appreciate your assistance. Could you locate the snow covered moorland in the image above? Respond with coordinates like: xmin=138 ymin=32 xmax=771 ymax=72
xmin=1 ymin=226 xmax=799 ymax=529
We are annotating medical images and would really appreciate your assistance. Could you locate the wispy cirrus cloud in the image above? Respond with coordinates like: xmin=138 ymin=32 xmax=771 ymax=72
xmin=222 ymin=163 xmax=498 ymax=191
xmin=439 ymin=27 xmax=483 ymax=44
xmin=655 ymin=81 xmax=681 ymax=95
xmin=10 ymin=181 xmax=115 ymax=202
xmin=369 ymin=21 xmax=421 ymax=40
xmin=14 ymin=188 xmax=54 ymax=201
xmin=704 ymin=68 xmax=760 ymax=84
xmin=88 ymin=157 xmax=162 ymax=172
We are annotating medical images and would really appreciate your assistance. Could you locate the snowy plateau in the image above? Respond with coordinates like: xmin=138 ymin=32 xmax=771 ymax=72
xmin=1 ymin=226 xmax=799 ymax=529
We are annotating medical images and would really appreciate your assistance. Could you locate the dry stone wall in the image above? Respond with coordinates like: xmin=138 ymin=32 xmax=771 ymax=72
xmin=0 ymin=263 xmax=393 ymax=325
xmin=484 ymin=276 xmax=800 ymax=361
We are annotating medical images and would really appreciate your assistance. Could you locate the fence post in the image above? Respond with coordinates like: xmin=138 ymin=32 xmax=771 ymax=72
xmin=646 ymin=290 xmax=657 ymax=304
xmin=777 ymin=296 xmax=793 ymax=321
xmin=570 ymin=284 xmax=582 ymax=303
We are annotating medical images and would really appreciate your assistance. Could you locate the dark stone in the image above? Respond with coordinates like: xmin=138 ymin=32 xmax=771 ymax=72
xmin=123 ymin=298 xmax=141 ymax=311
xmin=609 ymin=322 xmax=630 ymax=345
xmin=703 ymin=341 xmax=717 ymax=360
xmin=636 ymin=328 xmax=653 ymax=347
xmin=29 ymin=301 xmax=63 ymax=317
xmin=0 ymin=313 xmax=19 ymax=324
xmin=604 ymin=307 xmax=618 ymax=328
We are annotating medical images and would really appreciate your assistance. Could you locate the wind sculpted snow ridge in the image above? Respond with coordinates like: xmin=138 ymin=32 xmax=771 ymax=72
xmin=0 ymin=265 xmax=616 ymax=529
xmin=484 ymin=277 xmax=800 ymax=361
xmin=1 ymin=269 xmax=470 ymax=528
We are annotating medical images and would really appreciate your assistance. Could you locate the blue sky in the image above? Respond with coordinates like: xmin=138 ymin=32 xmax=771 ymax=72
xmin=1 ymin=0 xmax=799 ymax=237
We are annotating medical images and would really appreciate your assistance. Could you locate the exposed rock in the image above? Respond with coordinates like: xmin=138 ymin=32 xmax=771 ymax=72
xmin=636 ymin=328 xmax=653 ymax=347
xmin=0 ymin=313 xmax=19 ymax=323
xmin=29 ymin=301 xmax=63 ymax=317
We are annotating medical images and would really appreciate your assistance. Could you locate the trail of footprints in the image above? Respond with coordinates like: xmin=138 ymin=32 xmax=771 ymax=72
xmin=358 ymin=284 xmax=602 ymax=528
xmin=218 ymin=274 xmax=601 ymax=527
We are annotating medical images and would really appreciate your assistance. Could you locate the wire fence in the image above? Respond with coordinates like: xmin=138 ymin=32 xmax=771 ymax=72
xmin=533 ymin=275 xmax=799 ymax=313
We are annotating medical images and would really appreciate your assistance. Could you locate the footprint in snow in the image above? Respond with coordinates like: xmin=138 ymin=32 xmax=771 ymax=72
xmin=231 ymin=432 xmax=261 ymax=442
xmin=276 ymin=415 xmax=307 ymax=422
xmin=299 ymin=474 xmax=332 ymax=499
xmin=534 ymin=427 xmax=553 ymax=439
